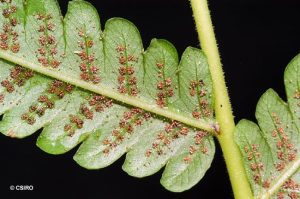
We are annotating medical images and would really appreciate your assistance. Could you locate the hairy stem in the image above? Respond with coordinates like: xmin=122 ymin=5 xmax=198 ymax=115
xmin=190 ymin=0 xmax=253 ymax=198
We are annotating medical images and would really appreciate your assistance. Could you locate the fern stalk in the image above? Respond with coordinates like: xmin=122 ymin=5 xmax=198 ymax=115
xmin=190 ymin=0 xmax=253 ymax=198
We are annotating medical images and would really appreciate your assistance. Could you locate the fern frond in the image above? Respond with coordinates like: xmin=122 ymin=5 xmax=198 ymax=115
xmin=235 ymin=54 xmax=300 ymax=198
xmin=0 ymin=0 xmax=216 ymax=192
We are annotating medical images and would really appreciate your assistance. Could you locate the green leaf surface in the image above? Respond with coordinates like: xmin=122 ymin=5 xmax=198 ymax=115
xmin=235 ymin=54 xmax=300 ymax=198
xmin=0 ymin=0 xmax=216 ymax=192
xmin=161 ymin=134 xmax=214 ymax=192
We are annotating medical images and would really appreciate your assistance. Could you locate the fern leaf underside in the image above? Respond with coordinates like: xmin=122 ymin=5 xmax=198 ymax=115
xmin=234 ymin=54 xmax=300 ymax=198
xmin=0 ymin=0 xmax=216 ymax=192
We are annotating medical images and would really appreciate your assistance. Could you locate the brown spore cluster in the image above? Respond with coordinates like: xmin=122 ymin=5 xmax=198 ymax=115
xmin=76 ymin=29 xmax=100 ymax=84
xmin=270 ymin=112 xmax=299 ymax=198
xmin=0 ymin=93 xmax=4 ymax=103
xmin=189 ymin=79 xmax=211 ymax=119
xmin=1 ymin=65 xmax=34 ymax=95
xmin=183 ymin=130 xmax=209 ymax=164
xmin=116 ymin=44 xmax=139 ymax=96
xmin=243 ymin=144 xmax=266 ymax=187
xmin=144 ymin=121 xmax=207 ymax=162
xmin=21 ymin=80 xmax=73 ymax=125
xmin=35 ymin=13 xmax=60 ymax=68
xmin=294 ymin=90 xmax=300 ymax=108
xmin=155 ymin=62 xmax=174 ymax=107
xmin=277 ymin=179 xmax=300 ymax=199
xmin=243 ymin=110 xmax=300 ymax=198
xmin=270 ymin=112 xmax=297 ymax=172
xmin=0 ymin=1 xmax=20 ymax=53
xmin=64 ymin=95 xmax=113 ymax=136
xmin=102 ymin=108 xmax=151 ymax=155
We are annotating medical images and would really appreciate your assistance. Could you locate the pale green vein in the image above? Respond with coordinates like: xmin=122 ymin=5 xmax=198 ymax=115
xmin=259 ymin=158 xmax=300 ymax=199
xmin=0 ymin=50 xmax=217 ymax=133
